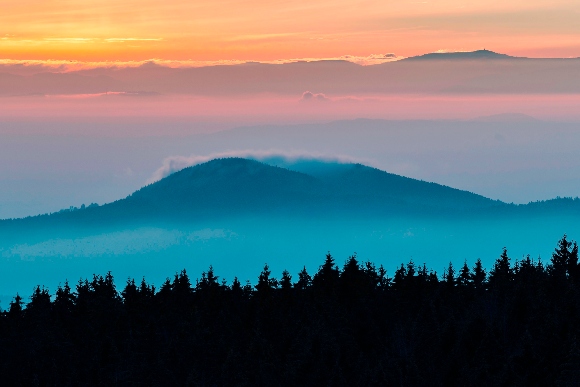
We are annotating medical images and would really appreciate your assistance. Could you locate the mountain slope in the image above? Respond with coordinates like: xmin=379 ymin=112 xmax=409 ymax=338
xmin=0 ymin=157 xmax=502 ymax=227
xmin=403 ymin=49 xmax=513 ymax=61
xmin=4 ymin=157 xmax=580 ymax=246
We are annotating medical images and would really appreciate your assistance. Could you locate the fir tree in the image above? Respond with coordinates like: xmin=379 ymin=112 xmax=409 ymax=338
xmin=392 ymin=263 xmax=407 ymax=290
xmin=54 ymin=281 xmax=75 ymax=314
xmin=458 ymin=260 xmax=472 ymax=288
xmin=313 ymin=253 xmax=340 ymax=293
xmin=295 ymin=267 xmax=312 ymax=290
xmin=377 ymin=264 xmax=391 ymax=289
xmin=489 ymin=248 xmax=513 ymax=289
xmin=8 ymin=293 xmax=23 ymax=318
xmin=472 ymin=258 xmax=487 ymax=290
xmin=444 ymin=262 xmax=456 ymax=288
xmin=256 ymin=264 xmax=278 ymax=294
xmin=550 ymin=235 xmax=573 ymax=279
xmin=280 ymin=270 xmax=293 ymax=291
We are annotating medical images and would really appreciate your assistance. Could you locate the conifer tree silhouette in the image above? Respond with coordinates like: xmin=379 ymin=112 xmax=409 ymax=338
xmin=471 ymin=258 xmax=487 ymax=290
xmin=8 ymin=293 xmax=23 ymax=318
xmin=392 ymin=263 xmax=406 ymax=290
xmin=458 ymin=260 xmax=472 ymax=288
xmin=444 ymin=262 xmax=456 ymax=288
xmin=27 ymin=286 xmax=51 ymax=318
xmin=256 ymin=264 xmax=278 ymax=294
xmin=313 ymin=253 xmax=340 ymax=294
xmin=551 ymin=235 xmax=574 ymax=279
xmin=295 ymin=266 xmax=312 ymax=290
xmin=280 ymin=270 xmax=292 ymax=291
xmin=122 ymin=278 xmax=138 ymax=304
xmin=54 ymin=281 xmax=75 ymax=315
xmin=197 ymin=266 xmax=220 ymax=293
xmin=231 ymin=277 xmax=243 ymax=295
xmin=376 ymin=264 xmax=390 ymax=289
xmin=489 ymin=248 xmax=513 ymax=289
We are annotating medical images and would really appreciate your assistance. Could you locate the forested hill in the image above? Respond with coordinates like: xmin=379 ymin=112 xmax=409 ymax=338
xmin=2 ymin=157 xmax=579 ymax=242
xmin=2 ymin=236 xmax=580 ymax=385
xmin=2 ymin=158 xmax=501 ymax=225
xmin=125 ymin=158 xmax=500 ymax=214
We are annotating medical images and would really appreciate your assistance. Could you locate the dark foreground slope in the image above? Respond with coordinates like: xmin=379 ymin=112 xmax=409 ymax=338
xmin=2 ymin=237 xmax=580 ymax=386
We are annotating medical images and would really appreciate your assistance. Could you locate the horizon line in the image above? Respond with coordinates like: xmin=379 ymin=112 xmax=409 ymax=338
xmin=2 ymin=49 xmax=579 ymax=73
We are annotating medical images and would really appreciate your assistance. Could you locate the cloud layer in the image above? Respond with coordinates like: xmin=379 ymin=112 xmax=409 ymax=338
xmin=146 ymin=150 xmax=366 ymax=184
xmin=0 ymin=54 xmax=400 ymax=75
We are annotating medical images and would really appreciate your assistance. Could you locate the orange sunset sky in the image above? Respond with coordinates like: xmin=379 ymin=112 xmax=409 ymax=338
xmin=1 ymin=0 xmax=580 ymax=64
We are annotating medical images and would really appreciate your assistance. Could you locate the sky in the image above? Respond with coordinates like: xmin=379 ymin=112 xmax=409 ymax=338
xmin=1 ymin=0 xmax=580 ymax=65
xmin=1 ymin=0 xmax=580 ymax=217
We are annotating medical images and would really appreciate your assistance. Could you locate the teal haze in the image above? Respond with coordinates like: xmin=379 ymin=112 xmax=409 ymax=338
xmin=0 ymin=157 xmax=578 ymax=303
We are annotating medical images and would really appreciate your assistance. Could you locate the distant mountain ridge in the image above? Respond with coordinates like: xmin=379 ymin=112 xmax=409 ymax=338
xmin=2 ymin=50 xmax=580 ymax=95
xmin=403 ymin=49 xmax=514 ymax=61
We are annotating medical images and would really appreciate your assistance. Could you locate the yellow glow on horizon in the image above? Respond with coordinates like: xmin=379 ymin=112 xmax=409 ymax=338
xmin=1 ymin=0 xmax=579 ymax=61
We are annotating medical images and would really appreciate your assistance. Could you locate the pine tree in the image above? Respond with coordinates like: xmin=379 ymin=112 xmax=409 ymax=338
xmin=231 ymin=277 xmax=243 ymax=295
xmin=139 ymin=277 xmax=155 ymax=299
xmin=295 ymin=267 xmax=312 ymax=290
xmin=406 ymin=259 xmax=416 ymax=278
xmin=417 ymin=263 xmax=428 ymax=284
xmin=377 ymin=264 xmax=391 ymax=290
xmin=444 ymin=262 xmax=456 ymax=288
xmin=54 ymin=281 xmax=75 ymax=314
xmin=122 ymin=278 xmax=138 ymax=304
xmin=392 ymin=263 xmax=407 ymax=290
xmin=8 ymin=293 xmax=24 ymax=318
xmin=197 ymin=266 xmax=220 ymax=292
xmin=312 ymin=253 xmax=340 ymax=293
xmin=515 ymin=255 xmax=537 ymax=282
xmin=363 ymin=261 xmax=380 ymax=289
xmin=256 ymin=264 xmax=278 ymax=294
xmin=458 ymin=260 xmax=472 ymax=288
xmin=280 ymin=270 xmax=292 ymax=291
xmin=157 ymin=278 xmax=173 ymax=301
xmin=172 ymin=269 xmax=192 ymax=296
xmin=472 ymin=258 xmax=487 ymax=290
xmin=550 ymin=235 xmax=572 ymax=279
xmin=489 ymin=248 xmax=513 ymax=289
xmin=24 ymin=286 xmax=50 ymax=321
xmin=341 ymin=254 xmax=371 ymax=298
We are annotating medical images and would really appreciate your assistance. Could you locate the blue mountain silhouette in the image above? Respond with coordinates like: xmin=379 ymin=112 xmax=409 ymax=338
xmin=1 ymin=157 xmax=579 ymax=245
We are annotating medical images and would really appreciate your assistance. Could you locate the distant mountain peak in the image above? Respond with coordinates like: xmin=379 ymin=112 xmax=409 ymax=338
xmin=405 ymin=49 xmax=513 ymax=61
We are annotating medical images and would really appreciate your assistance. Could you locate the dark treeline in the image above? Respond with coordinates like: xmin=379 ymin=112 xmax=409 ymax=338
xmin=2 ymin=236 xmax=580 ymax=386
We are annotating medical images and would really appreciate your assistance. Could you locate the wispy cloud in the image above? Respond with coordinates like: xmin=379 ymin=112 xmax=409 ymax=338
xmin=43 ymin=38 xmax=96 ymax=43
xmin=104 ymin=38 xmax=164 ymax=43
xmin=0 ymin=53 xmax=401 ymax=74
xmin=146 ymin=150 xmax=367 ymax=184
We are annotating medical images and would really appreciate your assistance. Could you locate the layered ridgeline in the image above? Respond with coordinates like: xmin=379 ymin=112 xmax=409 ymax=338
xmin=2 ymin=50 xmax=580 ymax=96
xmin=0 ymin=157 xmax=578 ymax=299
